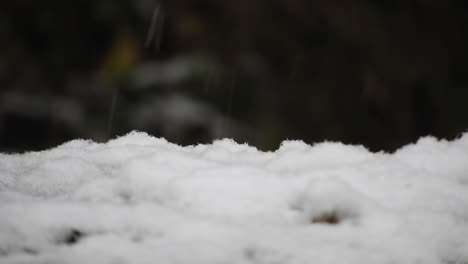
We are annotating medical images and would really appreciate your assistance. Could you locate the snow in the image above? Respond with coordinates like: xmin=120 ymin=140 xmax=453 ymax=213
xmin=1 ymin=131 xmax=468 ymax=264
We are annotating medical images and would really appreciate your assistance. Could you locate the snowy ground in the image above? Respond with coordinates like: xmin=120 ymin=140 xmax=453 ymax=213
xmin=1 ymin=131 xmax=468 ymax=264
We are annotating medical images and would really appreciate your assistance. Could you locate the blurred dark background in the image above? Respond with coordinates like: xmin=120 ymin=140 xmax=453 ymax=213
xmin=1 ymin=0 xmax=468 ymax=153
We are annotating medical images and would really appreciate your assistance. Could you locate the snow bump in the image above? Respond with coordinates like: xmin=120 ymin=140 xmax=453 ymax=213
xmin=1 ymin=131 xmax=468 ymax=264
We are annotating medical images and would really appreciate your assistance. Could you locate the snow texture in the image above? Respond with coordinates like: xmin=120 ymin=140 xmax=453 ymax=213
xmin=1 ymin=131 xmax=468 ymax=264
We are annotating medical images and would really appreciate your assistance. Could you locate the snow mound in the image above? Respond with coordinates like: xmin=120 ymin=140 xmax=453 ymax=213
xmin=1 ymin=131 xmax=468 ymax=264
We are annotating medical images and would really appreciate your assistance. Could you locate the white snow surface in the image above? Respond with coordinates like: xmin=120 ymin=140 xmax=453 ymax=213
xmin=1 ymin=131 xmax=468 ymax=264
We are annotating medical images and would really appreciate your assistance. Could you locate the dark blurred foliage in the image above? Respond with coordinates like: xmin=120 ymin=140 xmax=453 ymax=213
xmin=1 ymin=0 xmax=468 ymax=153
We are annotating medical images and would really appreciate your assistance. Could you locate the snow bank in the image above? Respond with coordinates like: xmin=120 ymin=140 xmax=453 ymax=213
xmin=1 ymin=131 xmax=468 ymax=264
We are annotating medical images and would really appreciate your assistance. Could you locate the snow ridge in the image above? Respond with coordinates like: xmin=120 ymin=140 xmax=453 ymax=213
xmin=1 ymin=131 xmax=468 ymax=264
